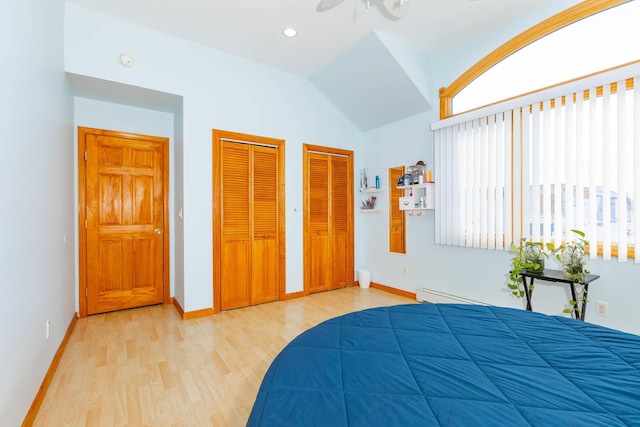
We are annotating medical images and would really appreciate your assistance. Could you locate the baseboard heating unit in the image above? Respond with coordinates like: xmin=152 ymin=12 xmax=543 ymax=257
xmin=416 ymin=288 xmax=487 ymax=305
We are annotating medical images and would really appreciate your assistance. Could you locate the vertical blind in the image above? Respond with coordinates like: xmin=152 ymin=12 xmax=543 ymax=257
xmin=432 ymin=61 xmax=640 ymax=262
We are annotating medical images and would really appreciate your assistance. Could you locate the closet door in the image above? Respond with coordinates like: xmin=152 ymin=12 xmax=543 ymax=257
xmin=330 ymin=156 xmax=350 ymax=289
xmin=220 ymin=142 xmax=252 ymax=310
xmin=307 ymin=153 xmax=331 ymax=293
xmin=213 ymin=130 xmax=285 ymax=313
xmin=389 ymin=166 xmax=406 ymax=253
xmin=303 ymin=145 xmax=354 ymax=294
xmin=251 ymin=145 xmax=279 ymax=304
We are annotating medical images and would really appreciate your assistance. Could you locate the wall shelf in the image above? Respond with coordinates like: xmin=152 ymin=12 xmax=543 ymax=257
xmin=360 ymin=187 xmax=384 ymax=193
xmin=396 ymin=183 xmax=434 ymax=190
xmin=398 ymin=182 xmax=435 ymax=212
xmin=360 ymin=181 xmax=383 ymax=211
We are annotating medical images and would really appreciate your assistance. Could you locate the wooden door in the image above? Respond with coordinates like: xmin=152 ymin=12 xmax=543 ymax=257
xmin=303 ymin=145 xmax=354 ymax=294
xmin=330 ymin=156 xmax=350 ymax=289
xmin=220 ymin=142 xmax=252 ymax=310
xmin=251 ymin=146 xmax=279 ymax=304
xmin=78 ymin=127 xmax=169 ymax=317
xmin=307 ymin=154 xmax=331 ymax=293
xmin=389 ymin=166 xmax=406 ymax=253
xmin=213 ymin=130 xmax=285 ymax=313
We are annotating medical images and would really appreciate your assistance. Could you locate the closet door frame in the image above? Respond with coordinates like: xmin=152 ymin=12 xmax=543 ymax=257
xmin=212 ymin=129 xmax=286 ymax=313
xmin=302 ymin=144 xmax=355 ymax=295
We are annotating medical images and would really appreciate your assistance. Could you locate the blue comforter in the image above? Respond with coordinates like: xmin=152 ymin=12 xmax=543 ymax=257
xmin=247 ymin=304 xmax=640 ymax=426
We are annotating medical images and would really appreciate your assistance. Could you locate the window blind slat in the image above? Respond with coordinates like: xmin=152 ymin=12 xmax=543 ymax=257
xmin=495 ymin=113 xmax=505 ymax=249
xmin=553 ymin=96 xmax=564 ymax=247
xmin=541 ymin=99 xmax=553 ymax=244
xmin=588 ymin=87 xmax=599 ymax=260
xmin=617 ymin=80 xmax=628 ymax=261
xmin=530 ymin=104 xmax=541 ymax=242
xmin=574 ymin=89 xmax=586 ymax=235
xmin=446 ymin=126 xmax=455 ymax=246
xmin=565 ymin=93 xmax=576 ymax=235
xmin=506 ymin=110 xmax=516 ymax=248
xmin=488 ymin=115 xmax=497 ymax=250
xmin=634 ymin=77 xmax=640 ymax=263
xmin=451 ymin=126 xmax=461 ymax=246
xmin=480 ymin=118 xmax=489 ymax=249
xmin=468 ymin=120 xmax=475 ymax=247
xmin=602 ymin=84 xmax=612 ymax=260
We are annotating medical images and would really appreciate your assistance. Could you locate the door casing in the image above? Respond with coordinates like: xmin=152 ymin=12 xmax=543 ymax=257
xmin=302 ymin=144 xmax=355 ymax=295
xmin=212 ymin=129 xmax=286 ymax=313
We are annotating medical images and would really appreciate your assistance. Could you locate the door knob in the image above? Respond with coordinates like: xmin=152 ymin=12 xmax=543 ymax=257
xmin=154 ymin=228 xmax=162 ymax=234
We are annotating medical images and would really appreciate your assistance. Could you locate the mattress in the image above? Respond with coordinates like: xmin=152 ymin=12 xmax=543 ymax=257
xmin=247 ymin=304 xmax=640 ymax=426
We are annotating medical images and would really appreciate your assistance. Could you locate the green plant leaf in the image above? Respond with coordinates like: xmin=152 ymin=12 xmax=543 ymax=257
xmin=570 ymin=229 xmax=586 ymax=238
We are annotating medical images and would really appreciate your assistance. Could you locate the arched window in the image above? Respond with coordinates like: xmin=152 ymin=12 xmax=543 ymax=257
xmin=439 ymin=0 xmax=638 ymax=118
xmin=432 ymin=0 xmax=640 ymax=261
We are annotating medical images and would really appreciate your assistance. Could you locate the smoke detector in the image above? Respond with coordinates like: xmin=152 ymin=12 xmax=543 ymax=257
xmin=119 ymin=54 xmax=134 ymax=67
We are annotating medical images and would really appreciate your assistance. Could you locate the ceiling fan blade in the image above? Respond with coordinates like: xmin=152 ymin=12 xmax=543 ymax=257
xmin=317 ymin=0 xmax=347 ymax=12
xmin=379 ymin=0 xmax=409 ymax=20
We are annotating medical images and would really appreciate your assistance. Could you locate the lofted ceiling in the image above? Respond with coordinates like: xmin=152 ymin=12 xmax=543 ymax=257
xmin=66 ymin=0 xmax=570 ymax=130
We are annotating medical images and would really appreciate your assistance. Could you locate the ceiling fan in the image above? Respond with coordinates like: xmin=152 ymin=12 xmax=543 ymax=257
xmin=317 ymin=0 xmax=410 ymax=20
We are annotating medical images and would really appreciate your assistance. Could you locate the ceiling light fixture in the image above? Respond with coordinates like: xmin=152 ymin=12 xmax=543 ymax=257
xmin=282 ymin=27 xmax=297 ymax=38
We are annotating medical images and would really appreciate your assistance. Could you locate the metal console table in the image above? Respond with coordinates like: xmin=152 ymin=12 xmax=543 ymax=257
xmin=519 ymin=269 xmax=600 ymax=321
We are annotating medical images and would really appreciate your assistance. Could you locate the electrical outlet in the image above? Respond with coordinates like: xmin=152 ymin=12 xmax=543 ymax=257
xmin=596 ymin=301 xmax=608 ymax=317
xmin=46 ymin=319 xmax=51 ymax=339
xmin=401 ymin=265 xmax=409 ymax=274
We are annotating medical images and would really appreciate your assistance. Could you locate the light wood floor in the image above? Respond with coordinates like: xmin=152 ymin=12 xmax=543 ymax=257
xmin=34 ymin=287 xmax=414 ymax=427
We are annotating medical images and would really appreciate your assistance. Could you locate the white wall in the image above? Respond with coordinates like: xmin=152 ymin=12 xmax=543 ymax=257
xmin=64 ymin=4 xmax=365 ymax=312
xmin=363 ymin=0 xmax=640 ymax=336
xmin=0 ymin=0 xmax=75 ymax=424
xmin=73 ymin=97 xmax=176 ymax=308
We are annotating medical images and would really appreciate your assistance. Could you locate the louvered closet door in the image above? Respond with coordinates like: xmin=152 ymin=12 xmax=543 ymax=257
xmin=330 ymin=156 xmax=350 ymax=289
xmin=389 ymin=166 xmax=406 ymax=253
xmin=221 ymin=142 xmax=252 ymax=310
xmin=251 ymin=145 xmax=279 ymax=304
xmin=308 ymin=154 xmax=331 ymax=293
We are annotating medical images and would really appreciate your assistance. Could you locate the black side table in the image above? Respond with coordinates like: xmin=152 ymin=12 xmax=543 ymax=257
xmin=519 ymin=269 xmax=600 ymax=321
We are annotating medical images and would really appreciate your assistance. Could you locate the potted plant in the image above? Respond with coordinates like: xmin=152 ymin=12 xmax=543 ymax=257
xmin=507 ymin=238 xmax=552 ymax=298
xmin=554 ymin=229 xmax=590 ymax=317
xmin=555 ymin=229 xmax=589 ymax=281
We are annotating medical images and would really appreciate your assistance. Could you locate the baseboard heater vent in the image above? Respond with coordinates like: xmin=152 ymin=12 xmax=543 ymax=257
xmin=416 ymin=288 xmax=487 ymax=305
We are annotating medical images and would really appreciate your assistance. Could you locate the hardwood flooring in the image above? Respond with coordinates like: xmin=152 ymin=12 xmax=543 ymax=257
xmin=33 ymin=287 xmax=414 ymax=426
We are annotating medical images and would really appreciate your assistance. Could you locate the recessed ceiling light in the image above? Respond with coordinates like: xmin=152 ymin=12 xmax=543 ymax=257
xmin=282 ymin=27 xmax=297 ymax=38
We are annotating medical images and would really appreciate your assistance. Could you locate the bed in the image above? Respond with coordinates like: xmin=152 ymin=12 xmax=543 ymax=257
xmin=247 ymin=304 xmax=640 ymax=426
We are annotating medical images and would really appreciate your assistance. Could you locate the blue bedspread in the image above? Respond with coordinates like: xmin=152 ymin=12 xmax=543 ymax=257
xmin=247 ymin=304 xmax=640 ymax=426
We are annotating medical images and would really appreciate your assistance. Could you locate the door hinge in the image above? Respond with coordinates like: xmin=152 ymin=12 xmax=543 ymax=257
xmin=85 ymin=219 xmax=88 ymax=229
xmin=84 ymin=151 xmax=87 ymax=161
xmin=85 ymin=288 xmax=88 ymax=297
